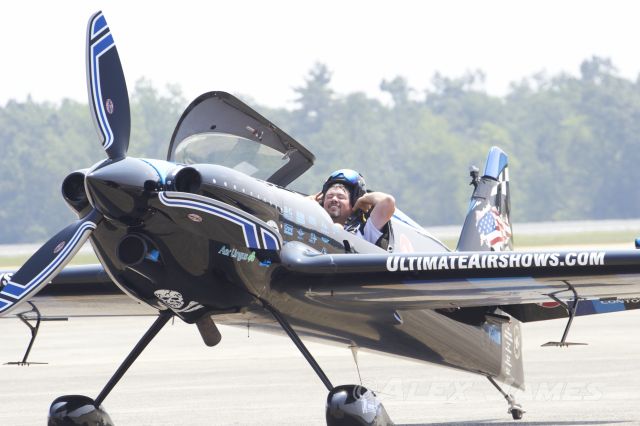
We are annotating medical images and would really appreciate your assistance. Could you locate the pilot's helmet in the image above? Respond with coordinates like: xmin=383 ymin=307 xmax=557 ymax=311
xmin=322 ymin=169 xmax=366 ymax=206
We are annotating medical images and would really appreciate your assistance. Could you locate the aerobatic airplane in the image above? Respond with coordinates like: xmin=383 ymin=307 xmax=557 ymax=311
xmin=2 ymin=11 xmax=640 ymax=426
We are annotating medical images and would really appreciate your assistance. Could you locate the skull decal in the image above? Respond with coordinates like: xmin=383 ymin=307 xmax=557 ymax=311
xmin=154 ymin=289 xmax=184 ymax=309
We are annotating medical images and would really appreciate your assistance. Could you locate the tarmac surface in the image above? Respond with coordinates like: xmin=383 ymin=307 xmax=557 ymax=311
xmin=1 ymin=310 xmax=639 ymax=425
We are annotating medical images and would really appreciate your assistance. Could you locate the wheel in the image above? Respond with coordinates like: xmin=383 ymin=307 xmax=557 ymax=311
xmin=510 ymin=408 xmax=524 ymax=420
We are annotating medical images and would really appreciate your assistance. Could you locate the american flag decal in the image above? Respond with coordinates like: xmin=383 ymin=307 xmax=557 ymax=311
xmin=476 ymin=205 xmax=512 ymax=250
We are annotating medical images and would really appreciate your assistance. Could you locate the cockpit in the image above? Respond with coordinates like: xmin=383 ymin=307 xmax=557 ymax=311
xmin=167 ymin=91 xmax=449 ymax=254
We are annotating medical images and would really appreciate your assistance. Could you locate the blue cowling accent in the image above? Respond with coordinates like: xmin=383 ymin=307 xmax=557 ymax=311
xmin=141 ymin=159 xmax=177 ymax=185
xmin=483 ymin=146 xmax=508 ymax=180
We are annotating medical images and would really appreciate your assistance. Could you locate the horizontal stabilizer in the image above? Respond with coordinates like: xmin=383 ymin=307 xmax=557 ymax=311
xmin=501 ymin=296 xmax=640 ymax=322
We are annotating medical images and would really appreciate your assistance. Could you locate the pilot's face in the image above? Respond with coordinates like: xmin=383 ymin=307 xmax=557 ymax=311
xmin=323 ymin=185 xmax=351 ymax=225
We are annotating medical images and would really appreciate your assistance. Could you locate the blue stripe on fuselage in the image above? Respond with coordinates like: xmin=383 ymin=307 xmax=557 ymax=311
xmin=162 ymin=197 xmax=259 ymax=249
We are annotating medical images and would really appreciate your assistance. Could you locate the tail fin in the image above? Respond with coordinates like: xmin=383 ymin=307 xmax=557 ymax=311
xmin=456 ymin=146 xmax=513 ymax=251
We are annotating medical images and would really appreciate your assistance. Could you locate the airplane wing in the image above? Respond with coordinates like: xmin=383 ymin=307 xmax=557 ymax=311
xmin=0 ymin=264 xmax=155 ymax=318
xmin=6 ymin=244 xmax=637 ymax=319
xmin=278 ymin=241 xmax=640 ymax=313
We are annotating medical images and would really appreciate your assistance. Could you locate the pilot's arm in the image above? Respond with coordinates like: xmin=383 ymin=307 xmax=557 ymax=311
xmin=353 ymin=192 xmax=395 ymax=230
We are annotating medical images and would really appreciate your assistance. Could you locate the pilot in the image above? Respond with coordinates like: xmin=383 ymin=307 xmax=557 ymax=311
xmin=312 ymin=169 xmax=395 ymax=245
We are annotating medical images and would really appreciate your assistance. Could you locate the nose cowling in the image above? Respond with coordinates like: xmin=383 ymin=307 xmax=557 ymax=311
xmin=86 ymin=158 xmax=162 ymax=224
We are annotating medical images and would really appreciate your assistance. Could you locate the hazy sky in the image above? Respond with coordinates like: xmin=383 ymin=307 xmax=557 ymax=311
xmin=2 ymin=1 xmax=639 ymax=108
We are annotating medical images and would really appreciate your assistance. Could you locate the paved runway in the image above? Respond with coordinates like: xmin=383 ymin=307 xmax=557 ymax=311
xmin=1 ymin=310 xmax=639 ymax=425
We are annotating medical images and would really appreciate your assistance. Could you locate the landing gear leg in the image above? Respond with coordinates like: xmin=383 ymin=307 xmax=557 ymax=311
xmin=487 ymin=376 xmax=524 ymax=420
xmin=260 ymin=299 xmax=333 ymax=390
xmin=48 ymin=310 xmax=173 ymax=426
xmin=260 ymin=299 xmax=393 ymax=426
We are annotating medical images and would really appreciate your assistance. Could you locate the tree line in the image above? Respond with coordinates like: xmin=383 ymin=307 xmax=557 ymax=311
xmin=1 ymin=57 xmax=638 ymax=243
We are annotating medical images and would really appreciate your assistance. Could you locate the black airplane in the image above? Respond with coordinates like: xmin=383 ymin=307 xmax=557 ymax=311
xmin=2 ymin=11 xmax=640 ymax=426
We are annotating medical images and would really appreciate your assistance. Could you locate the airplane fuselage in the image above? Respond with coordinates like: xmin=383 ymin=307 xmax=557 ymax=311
xmin=80 ymin=157 xmax=510 ymax=385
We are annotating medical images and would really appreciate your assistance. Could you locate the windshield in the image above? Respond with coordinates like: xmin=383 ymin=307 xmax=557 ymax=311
xmin=174 ymin=132 xmax=289 ymax=180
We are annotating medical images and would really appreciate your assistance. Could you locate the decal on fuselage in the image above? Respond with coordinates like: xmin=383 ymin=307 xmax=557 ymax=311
xmin=154 ymin=289 xmax=203 ymax=314
xmin=386 ymin=252 xmax=606 ymax=272
xmin=501 ymin=321 xmax=522 ymax=382
xmin=218 ymin=245 xmax=256 ymax=263
xmin=476 ymin=204 xmax=511 ymax=251
xmin=159 ymin=192 xmax=281 ymax=250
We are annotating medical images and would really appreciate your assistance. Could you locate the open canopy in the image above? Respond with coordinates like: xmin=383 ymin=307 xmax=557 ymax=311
xmin=167 ymin=92 xmax=315 ymax=187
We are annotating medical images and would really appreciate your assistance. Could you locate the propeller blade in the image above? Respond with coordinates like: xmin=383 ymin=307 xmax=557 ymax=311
xmin=86 ymin=11 xmax=131 ymax=159
xmin=0 ymin=210 xmax=103 ymax=315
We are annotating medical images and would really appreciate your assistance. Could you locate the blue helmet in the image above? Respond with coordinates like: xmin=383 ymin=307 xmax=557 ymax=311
xmin=322 ymin=169 xmax=366 ymax=206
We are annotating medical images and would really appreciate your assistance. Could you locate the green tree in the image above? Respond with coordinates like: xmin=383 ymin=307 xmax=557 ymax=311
xmin=291 ymin=63 xmax=334 ymax=135
xmin=3 ymin=61 xmax=640 ymax=244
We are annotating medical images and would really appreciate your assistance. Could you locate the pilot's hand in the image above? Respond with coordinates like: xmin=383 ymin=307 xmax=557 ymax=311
xmin=353 ymin=192 xmax=396 ymax=230
xmin=352 ymin=192 xmax=377 ymax=213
